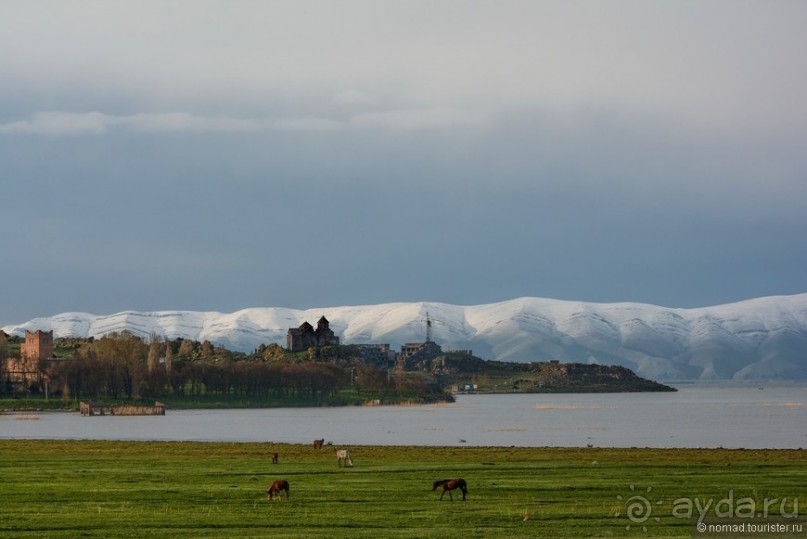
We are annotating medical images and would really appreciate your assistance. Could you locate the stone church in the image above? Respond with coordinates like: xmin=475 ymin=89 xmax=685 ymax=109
xmin=286 ymin=316 xmax=340 ymax=352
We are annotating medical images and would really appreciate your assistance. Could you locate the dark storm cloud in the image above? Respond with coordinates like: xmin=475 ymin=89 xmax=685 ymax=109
xmin=1 ymin=1 xmax=806 ymax=325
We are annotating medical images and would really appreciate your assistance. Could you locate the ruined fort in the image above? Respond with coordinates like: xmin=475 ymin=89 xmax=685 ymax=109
xmin=3 ymin=330 xmax=54 ymax=391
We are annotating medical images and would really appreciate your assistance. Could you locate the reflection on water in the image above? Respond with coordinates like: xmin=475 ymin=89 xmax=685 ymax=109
xmin=1 ymin=384 xmax=805 ymax=448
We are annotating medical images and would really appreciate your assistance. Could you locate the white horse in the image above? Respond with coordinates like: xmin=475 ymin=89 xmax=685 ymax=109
xmin=336 ymin=449 xmax=353 ymax=467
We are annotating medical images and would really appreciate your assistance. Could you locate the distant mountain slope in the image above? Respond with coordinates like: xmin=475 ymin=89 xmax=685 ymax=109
xmin=4 ymin=294 xmax=807 ymax=381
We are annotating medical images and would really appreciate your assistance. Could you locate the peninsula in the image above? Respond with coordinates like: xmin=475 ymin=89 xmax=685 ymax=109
xmin=1 ymin=317 xmax=673 ymax=412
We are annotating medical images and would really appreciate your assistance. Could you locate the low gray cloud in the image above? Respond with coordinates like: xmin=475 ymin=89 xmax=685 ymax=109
xmin=0 ymin=108 xmax=491 ymax=135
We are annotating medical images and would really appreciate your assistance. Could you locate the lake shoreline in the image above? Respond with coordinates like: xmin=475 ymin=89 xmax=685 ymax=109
xmin=0 ymin=383 xmax=680 ymax=413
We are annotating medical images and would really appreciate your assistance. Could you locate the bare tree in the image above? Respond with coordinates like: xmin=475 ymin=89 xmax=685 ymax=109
xmin=164 ymin=342 xmax=173 ymax=376
xmin=0 ymin=331 xmax=7 ymax=395
xmin=92 ymin=332 xmax=147 ymax=399
xmin=178 ymin=339 xmax=195 ymax=360
xmin=147 ymin=334 xmax=162 ymax=374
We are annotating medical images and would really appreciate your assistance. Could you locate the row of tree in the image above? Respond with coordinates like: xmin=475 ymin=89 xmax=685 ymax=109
xmin=3 ymin=331 xmax=442 ymax=402
xmin=0 ymin=331 xmax=8 ymax=392
xmin=46 ymin=353 xmax=350 ymax=401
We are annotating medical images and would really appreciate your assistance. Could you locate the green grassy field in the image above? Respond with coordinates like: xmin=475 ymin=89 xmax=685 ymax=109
xmin=0 ymin=441 xmax=804 ymax=538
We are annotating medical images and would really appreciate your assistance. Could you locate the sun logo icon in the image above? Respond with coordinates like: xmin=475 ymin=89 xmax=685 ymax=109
xmin=615 ymin=485 xmax=663 ymax=532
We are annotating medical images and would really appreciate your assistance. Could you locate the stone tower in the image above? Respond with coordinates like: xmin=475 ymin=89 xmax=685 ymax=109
xmin=20 ymin=330 xmax=54 ymax=365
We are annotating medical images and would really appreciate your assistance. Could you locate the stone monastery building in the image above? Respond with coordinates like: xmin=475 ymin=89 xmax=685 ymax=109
xmin=286 ymin=316 xmax=340 ymax=352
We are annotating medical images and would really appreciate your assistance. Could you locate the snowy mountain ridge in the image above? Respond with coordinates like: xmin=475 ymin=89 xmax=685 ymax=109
xmin=4 ymin=294 xmax=807 ymax=381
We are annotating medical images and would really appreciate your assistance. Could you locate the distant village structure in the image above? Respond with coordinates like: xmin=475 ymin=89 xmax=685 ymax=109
xmin=285 ymin=312 xmax=470 ymax=369
xmin=356 ymin=343 xmax=397 ymax=367
xmin=396 ymin=340 xmax=444 ymax=369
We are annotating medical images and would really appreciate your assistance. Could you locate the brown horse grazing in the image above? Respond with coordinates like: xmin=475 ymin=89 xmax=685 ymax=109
xmin=270 ymin=452 xmax=278 ymax=464
xmin=267 ymin=479 xmax=290 ymax=500
xmin=313 ymin=438 xmax=325 ymax=449
xmin=432 ymin=478 xmax=468 ymax=501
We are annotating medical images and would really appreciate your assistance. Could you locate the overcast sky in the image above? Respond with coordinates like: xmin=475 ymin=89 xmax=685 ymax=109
xmin=2 ymin=1 xmax=806 ymax=326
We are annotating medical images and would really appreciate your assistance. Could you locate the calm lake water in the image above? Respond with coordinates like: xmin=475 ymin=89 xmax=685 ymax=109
xmin=2 ymin=384 xmax=805 ymax=448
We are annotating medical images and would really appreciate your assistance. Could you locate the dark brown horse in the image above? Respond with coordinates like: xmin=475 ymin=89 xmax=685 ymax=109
xmin=313 ymin=438 xmax=325 ymax=449
xmin=432 ymin=478 xmax=467 ymax=501
xmin=270 ymin=452 xmax=278 ymax=464
xmin=267 ymin=479 xmax=290 ymax=500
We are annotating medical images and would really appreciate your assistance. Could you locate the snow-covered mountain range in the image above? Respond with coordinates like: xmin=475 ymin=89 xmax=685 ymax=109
xmin=4 ymin=294 xmax=807 ymax=381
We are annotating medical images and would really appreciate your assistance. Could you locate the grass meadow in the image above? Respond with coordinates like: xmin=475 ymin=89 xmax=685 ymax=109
xmin=0 ymin=440 xmax=804 ymax=538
